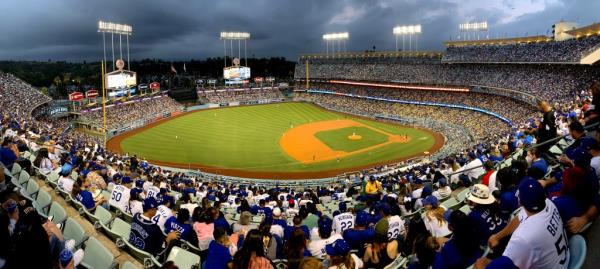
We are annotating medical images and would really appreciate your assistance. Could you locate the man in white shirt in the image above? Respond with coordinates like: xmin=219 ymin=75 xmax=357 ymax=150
xmin=475 ymin=179 xmax=569 ymax=269
xmin=332 ymin=202 xmax=354 ymax=234
xmin=459 ymin=152 xmax=486 ymax=185
xmin=109 ymin=176 xmax=132 ymax=212
xmin=152 ymin=196 xmax=175 ymax=231
xmin=308 ymin=217 xmax=343 ymax=259
xmin=57 ymin=171 xmax=75 ymax=193
xmin=432 ymin=177 xmax=452 ymax=200
xmin=146 ymin=180 xmax=161 ymax=199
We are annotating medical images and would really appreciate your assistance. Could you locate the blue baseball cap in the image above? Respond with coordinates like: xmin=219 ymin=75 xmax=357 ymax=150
xmin=159 ymin=188 xmax=168 ymax=195
xmin=143 ymin=197 xmax=159 ymax=211
xmin=355 ymin=211 xmax=369 ymax=226
xmin=414 ymin=178 xmax=423 ymax=184
xmin=338 ymin=202 xmax=347 ymax=212
xmin=438 ymin=177 xmax=448 ymax=186
xmin=369 ymin=176 xmax=376 ymax=181
xmin=60 ymin=164 xmax=72 ymax=176
xmin=422 ymin=195 xmax=439 ymax=208
xmin=2 ymin=199 xmax=17 ymax=213
xmin=122 ymin=176 xmax=132 ymax=184
xmin=325 ymin=239 xmax=351 ymax=256
xmin=130 ymin=188 xmax=142 ymax=198
xmin=135 ymin=180 xmax=144 ymax=188
xmin=161 ymin=195 xmax=174 ymax=206
xmin=518 ymin=178 xmax=546 ymax=212
xmin=318 ymin=217 xmax=333 ymax=234
xmin=444 ymin=209 xmax=453 ymax=223
xmin=59 ymin=249 xmax=73 ymax=267
xmin=378 ymin=202 xmax=391 ymax=215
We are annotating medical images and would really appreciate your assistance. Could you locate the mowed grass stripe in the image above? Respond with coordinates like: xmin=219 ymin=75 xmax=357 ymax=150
xmin=119 ymin=103 xmax=436 ymax=172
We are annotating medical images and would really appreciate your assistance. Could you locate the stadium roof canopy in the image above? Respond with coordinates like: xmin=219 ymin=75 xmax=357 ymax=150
xmin=299 ymin=51 xmax=442 ymax=59
xmin=565 ymin=23 xmax=600 ymax=38
xmin=444 ymin=35 xmax=552 ymax=47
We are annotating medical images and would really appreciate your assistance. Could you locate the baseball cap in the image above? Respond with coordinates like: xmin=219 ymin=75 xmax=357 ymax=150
xmin=518 ymin=178 xmax=546 ymax=212
xmin=2 ymin=199 xmax=17 ymax=213
xmin=318 ymin=217 xmax=333 ymax=234
xmin=369 ymin=175 xmax=376 ymax=181
xmin=378 ymin=202 xmax=391 ymax=215
xmin=143 ymin=197 xmax=159 ymax=211
xmin=272 ymin=207 xmax=282 ymax=217
xmin=338 ymin=202 xmax=347 ymax=212
xmin=355 ymin=211 xmax=369 ymax=226
xmin=466 ymin=184 xmax=496 ymax=205
xmin=121 ymin=176 xmax=132 ymax=184
xmin=159 ymin=188 xmax=168 ymax=195
xmin=130 ymin=188 xmax=142 ymax=198
xmin=443 ymin=209 xmax=453 ymax=224
xmin=438 ymin=177 xmax=448 ymax=187
xmin=422 ymin=195 xmax=439 ymax=208
xmin=59 ymin=249 xmax=73 ymax=267
xmin=135 ymin=180 xmax=144 ymax=188
xmin=414 ymin=178 xmax=423 ymax=184
xmin=325 ymin=239 xmax=351 ymax=256
xmin=468 ymin=152 xmax=477 ymax=159
xmin=161 ymin=195 xmax=174 ymax=206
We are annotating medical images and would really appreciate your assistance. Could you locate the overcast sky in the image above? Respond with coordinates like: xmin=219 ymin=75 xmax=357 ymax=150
xmin=0 ymin=0 xmax=597 ymax=61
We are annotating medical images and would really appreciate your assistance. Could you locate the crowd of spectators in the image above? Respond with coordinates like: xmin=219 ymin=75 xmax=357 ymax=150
xmin=1 ymin=68 xmax=600 ymax=269
xmin=198 ymin=87 xmax=284 ymax=104
xmin=295 ymin=59 xmax=600 ymax=102
xmin=310 ymin=83 xmax=537 ymax=125
xmin=81 ymin=96 xmax=182 ymax=130
xmin=443 ymin=35 xmax=600 ymax=63
xmin=295 ymin=92 xmax=510 ymax=143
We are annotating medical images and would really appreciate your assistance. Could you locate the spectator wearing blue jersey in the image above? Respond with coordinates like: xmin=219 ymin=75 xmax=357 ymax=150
xmin=527 ymin=148 xmax=548 ymax=174
xmin=71 ymin=180 xmax=105 ymax=211
xmin=465 ymin=184 xmax=507 ymax=247
xmin=0 ymin=139 xmax=17 ymax=170
xmin=204 ymin=227 xmax=234 ymax=269
xmin=433 ymin=210 xmax=481 ymax=269
xmin=343 ymin=211 xmax=374 ymax=258
xmin=213 ymin=201 xmax=231 ymax=234
xmin=164 ymin=208 xmax=194 ymax=243
xmin=251 ymin=199 xmax=272 ymax=217
xmin=285 ymin=215 xmax=310 ymax=241
xmin=129 ymin=197 xmax=179 ymax=256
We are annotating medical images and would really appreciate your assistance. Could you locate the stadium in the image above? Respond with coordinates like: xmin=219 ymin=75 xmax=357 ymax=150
xmin=1 ymin=1 xmax=600 ymax=269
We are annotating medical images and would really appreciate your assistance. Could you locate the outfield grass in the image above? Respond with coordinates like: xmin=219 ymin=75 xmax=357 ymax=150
xmin=314 ymin=126 xmax=389 ymax=152
xmin=117 ymin=102 xmax=437 ymax=173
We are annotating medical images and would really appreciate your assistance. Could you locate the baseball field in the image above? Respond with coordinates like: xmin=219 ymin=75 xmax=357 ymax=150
xmin=107 ymin=102 xmax=444 ymax=178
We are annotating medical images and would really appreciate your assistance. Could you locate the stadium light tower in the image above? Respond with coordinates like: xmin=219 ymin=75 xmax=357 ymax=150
xmin=322 ymin=32 xmax=349 ymax=58
xmin=98 ymin=21 xmax=133 ymax=71
xmin=393 ymin=25 xmax=421 ymax=52
xmin=220 ymin=32 xmax=251 ymax=67
xmin=459 ymin=21 xmax=488 ymax=40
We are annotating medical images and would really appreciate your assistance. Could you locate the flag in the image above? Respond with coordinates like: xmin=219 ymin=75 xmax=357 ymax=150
xmin=183 ymin=63 xmax=187 ymax=73
xmin=171 ymin=64 xmax=177 ymax=74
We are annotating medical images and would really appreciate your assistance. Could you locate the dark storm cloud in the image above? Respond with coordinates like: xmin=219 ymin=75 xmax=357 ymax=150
xmin=0 ymin=0 xmax=596 ymax=61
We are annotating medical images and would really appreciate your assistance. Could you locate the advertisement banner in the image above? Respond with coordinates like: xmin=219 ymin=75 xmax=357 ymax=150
xmin=69 ymin=92 xmax=84 ymax=101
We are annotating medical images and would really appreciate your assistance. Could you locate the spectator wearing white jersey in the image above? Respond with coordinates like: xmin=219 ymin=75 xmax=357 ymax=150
xmin=476 ymin=179 xmax=569 ymax=269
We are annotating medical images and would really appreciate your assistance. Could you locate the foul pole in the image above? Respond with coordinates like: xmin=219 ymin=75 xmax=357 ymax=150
xmin=101 ymin=61 xmax=107 ymax=146
xmin=305 ymin=60 xmax=309 ymax=89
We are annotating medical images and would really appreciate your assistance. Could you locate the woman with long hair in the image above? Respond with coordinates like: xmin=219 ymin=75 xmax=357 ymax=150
xmin=421 ymin=195 xmax=451 ymax=238
xmin=363 ymin=231 xmax=399 ymax=269
xmin=230 ymin=229 xmax=274 ymax=269
xmin=285 ymin=229 xmax=310 ymax=269
xmin=34 ymin=147 xmax=56 ymax=174
xmin=237 ymin=199 xmax=251 ymax=213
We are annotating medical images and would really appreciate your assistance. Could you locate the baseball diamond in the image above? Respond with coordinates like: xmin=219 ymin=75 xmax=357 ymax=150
xmin=107 ymin=102 xmax=443 ymax=178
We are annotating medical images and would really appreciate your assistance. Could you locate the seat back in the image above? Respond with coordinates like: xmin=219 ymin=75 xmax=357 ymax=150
xmin=10 ymin=162 xmax=21 ymax=176
xmin=124 ymin=240 xmax=161 ymax=268
xmin=456 ymin=188 xmax=469 ymax=202
xmin=111 ymin=217 xmax=132 ymax=240
xmin=94 ymin=206 xmax=114 ymax=227
xmin=26 ymin=180 xmax=40 ymax=196
xmin=166 ymin=246 xmax=201 ymax=269
xmin=440 ymin=197 xmax=460 ymax=209
xmin=48 ymin=201 xmax=67 ymax=224
xmin=35 ymin=189 xmax=52 ymax=214
xmin=18 ymin=170 xmax=30 ymax=186
xmin=568 ymin=234 xmax=586 ymax=269
xmin=63 ymin=217 xmax=88 ymax=247
xmin=81 ymin=237 xmax=116 ymax=269
xmin=459 ymin=204 xmax=471 ymax=215
xmin=121 ymin=261 xmax=139 ymax=269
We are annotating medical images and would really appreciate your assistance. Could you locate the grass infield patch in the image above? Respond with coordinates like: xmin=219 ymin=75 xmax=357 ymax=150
xmin=314 ymin=126 xmax=389 ymax=152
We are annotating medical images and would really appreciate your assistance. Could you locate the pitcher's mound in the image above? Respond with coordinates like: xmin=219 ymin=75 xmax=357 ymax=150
xmin=348 ymin=134 xmax=362 ymax=140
